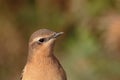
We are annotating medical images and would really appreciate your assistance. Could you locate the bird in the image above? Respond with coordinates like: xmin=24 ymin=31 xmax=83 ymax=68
xmin=21 ymin=29 xmax=67 ymax=80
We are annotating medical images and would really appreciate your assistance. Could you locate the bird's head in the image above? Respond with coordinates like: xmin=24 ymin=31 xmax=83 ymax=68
xmin=28 ymin=29 xmax=63 ymax=56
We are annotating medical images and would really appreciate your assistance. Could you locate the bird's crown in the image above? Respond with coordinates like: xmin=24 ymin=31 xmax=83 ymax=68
xmin=29 ymin=29 xmax=56 ymax=42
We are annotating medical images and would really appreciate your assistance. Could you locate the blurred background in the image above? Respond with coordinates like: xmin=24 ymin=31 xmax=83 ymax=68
xmin=0 ymin=0 xmax=120 ymax=80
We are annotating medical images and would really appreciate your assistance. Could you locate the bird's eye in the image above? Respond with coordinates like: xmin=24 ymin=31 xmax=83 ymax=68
xmin=38 ymin=38 xmax=45 ymax=43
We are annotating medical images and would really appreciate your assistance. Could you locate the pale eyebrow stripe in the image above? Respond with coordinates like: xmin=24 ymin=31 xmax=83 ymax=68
xmin=30 ymin=37 xmax=42 ymax=44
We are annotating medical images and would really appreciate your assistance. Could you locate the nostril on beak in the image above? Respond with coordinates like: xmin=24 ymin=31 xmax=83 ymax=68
xmin=53 ymin=32 xmax=64 ymax=38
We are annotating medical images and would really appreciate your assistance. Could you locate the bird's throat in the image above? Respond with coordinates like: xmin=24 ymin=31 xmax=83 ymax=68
xmin=27 ymin=47 xmax=54 ymax=64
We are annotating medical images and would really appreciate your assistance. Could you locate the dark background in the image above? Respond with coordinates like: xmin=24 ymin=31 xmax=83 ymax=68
xmin=0 ymin=0 xmax=120 ymax=80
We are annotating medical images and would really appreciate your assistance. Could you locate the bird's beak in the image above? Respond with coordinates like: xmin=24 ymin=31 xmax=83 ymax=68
xmin=48 ymin=32 xmax=64 ymax=41
xmin=53 ymin=32 xmax=64 ymax=38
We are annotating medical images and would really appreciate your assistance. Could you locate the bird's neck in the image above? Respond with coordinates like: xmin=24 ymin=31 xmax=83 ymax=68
xmin=27 ymin=47 xmax=54 ymax=63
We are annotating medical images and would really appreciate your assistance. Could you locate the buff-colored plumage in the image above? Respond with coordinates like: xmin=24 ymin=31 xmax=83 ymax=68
xmin=21 ymin=29 xmax=67 ymax=80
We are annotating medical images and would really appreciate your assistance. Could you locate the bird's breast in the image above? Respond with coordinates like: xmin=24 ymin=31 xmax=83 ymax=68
xmin=22 ymin=57 xmax=66 ymax=80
